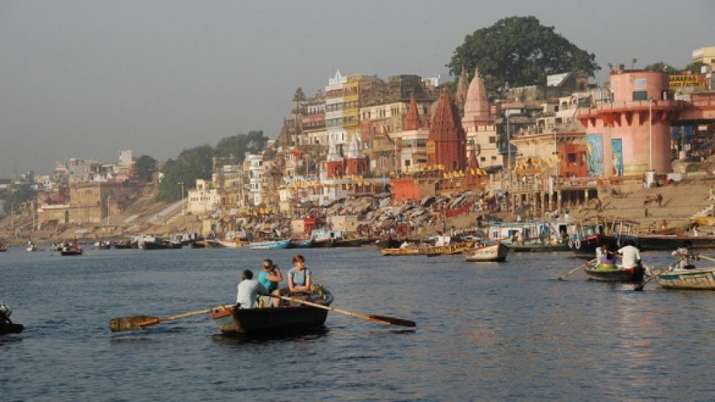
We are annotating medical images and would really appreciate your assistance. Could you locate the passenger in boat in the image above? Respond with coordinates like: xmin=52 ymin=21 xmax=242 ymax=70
xmin=288 ymin=254 xmax=312 ymax=294
xmin=236 ymin=270 xmax=268 ymax=309
xmin=617 ymin=241 xmax=641 ymax=270
xmin=258 ymin=259 xmax=282 ymax=307
xmin=597 ymin=245 xmax=616 ymax=270
xmin=672 ymin=241 xmax=697 ymax=270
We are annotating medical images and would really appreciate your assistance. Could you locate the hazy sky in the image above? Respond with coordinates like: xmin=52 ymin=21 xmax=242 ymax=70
xmin=1 ymin=0 xmax=714 ymax=177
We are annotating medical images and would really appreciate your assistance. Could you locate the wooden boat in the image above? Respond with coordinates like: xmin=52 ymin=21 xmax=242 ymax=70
xmin=61 ymin=247 xmax=83 ymax=256
xmin=0 ymin=321 xmax=24 ymax=335
xmin=217 ymin=239 xmax=241 ymax=249
xmin=333 ymin=238 xmax=367 ymax=248
xmin=289 ymin=239 xmax=313 ymax=248
xmin=0 ymin=244 xmax=7 ymax=252
xmin=26 ymin=244 xmax=38 ymax=252
xmin=420 ymin=241 xmax=475 ymax=257
xmin=247 ymin=239 xmax=291 ymax=250
xmin=464 ymin=242 xmax=509 ymax=262
xmin=655 ymin=267 xmax=715 ymax=290
xmin=381 ymin=246 xmax=421 ymax=256
xmin=113 ymin=240 xmax=133 ymax=249
xmin=375 ymin=238 xmax=402 ymax=249
xmin=209 ymin=290 xmax=333 ymax=335
xmin=190 ymin=240 xmax=206 ymax=249
xmin=506 ymin=242 xmax=569 ymax=252
xmin=583 ymin=260 xmax=644 ymax=283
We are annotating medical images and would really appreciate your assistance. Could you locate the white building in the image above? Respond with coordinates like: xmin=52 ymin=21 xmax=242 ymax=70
xmin=186 ymin=179 xmax=221 ymax=215
xmin=244 ymin=153 xmax=264 ymax=206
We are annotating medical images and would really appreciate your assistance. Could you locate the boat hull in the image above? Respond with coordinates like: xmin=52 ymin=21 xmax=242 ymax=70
xmin=333 ymin=238 xmax=367 ymax=248
xmin=506 ymin=242 xmax=569 ymax=252
xmin=465 ymin=243 xmax=509 ymax=262
xmin=60 ymin=249 xmax=83 ymax=256
xmin=584 ymin=262 xmax=644 ymax=283
xmin=656 ymin=268 xmax=715 ymax=290
xmin=381 ymin=247 xmax=420 ymax=256
xmin=421 ymin=241 xmax=474 ymax=256
xmin=0 ymin=322 xmax=24 ymax=335
xmin=248 ymin=239 xmax=291 ymax=250
xmin=289 ymin=239 xmax=313 ymax=248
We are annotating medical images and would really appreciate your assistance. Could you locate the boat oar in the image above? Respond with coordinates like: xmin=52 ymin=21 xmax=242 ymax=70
xmin=557 ymin=258 xmax=596 ymax=281
xmin=272 ymin=294 xmax=416 ymax=328
xmin=634 ymin=264 xmax=667 ymax=291
xmin=697 ymin=254 xmax=715 ymax=263
xmin=109 ymin=306 xmax=214 ymax=332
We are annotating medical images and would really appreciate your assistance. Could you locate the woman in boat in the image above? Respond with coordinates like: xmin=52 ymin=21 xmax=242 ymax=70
xmin=672 ymin=241 xmax=697 ymax=270
xmin=288 ymin=254 xmax=312 ymax=295
xmin=257 ymin=259 xmax=282 ymax=307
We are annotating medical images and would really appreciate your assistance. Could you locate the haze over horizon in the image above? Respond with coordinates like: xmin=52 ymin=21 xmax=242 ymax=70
xmin=1 ymin=0 xmax=713 ymax=177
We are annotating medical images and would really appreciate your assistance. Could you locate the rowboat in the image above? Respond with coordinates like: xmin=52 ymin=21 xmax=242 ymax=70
xmin=464 ymin=242 xmax=509 ymax=262
xmin=655 ymin=267 xmax=715 ymax=290
xmin=247 ymin=239 xmax=291 ymax=250
xmin=1 ymin=304 xmax=23 ymax=335
xmin=209 ymin=290 xmax=333 ymax=335
xmin=420 ymin=241 xmax=475 ymax=257
xmin=381 ymin=246 xmax=420 ymax=256
xmin=583 ymin=260 xmax=645 ymax=283
xmin=217 ymin=239 xmax=241 ymax=249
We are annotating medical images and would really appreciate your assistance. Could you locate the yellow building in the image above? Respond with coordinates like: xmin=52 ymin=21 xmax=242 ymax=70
xmin=692 ymin=46 xmax=715 ymax=70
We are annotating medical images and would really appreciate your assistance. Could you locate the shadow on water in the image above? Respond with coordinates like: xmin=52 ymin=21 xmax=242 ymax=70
xmin=210 ymin=326 xmax=330 ymax=346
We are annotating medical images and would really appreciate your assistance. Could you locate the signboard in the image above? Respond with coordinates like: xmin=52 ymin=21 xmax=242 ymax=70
xmin=611 ymin=138 xmax=624 ymax=176
xmin=586 ymin=134 xmax=603 ymax=177
xmin=669 ymin=74 xmax=706 ymax=90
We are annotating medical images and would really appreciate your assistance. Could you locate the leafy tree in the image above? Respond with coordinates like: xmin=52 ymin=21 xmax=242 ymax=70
xmin=643 ymin=62 xmax=677 ymax=73
xmin=134 ymin=155 xmax=157 ymax=183
xmin=448 ymin=16 xmax=600 ymax=94
xmin=214 ymin=131 xmax=268 ymax=161
xmin=157 ymin=145 xmax=214 ymax=201
xmin=684 ymin=62 xmax=706 ymax=74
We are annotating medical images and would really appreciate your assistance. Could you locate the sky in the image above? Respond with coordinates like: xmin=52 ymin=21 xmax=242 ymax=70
xmin=1 ymin=0 xmax=714 ymax=177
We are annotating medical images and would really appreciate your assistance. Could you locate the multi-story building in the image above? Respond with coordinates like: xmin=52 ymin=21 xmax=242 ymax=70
xmin=301 ymin=91 xmax=327 ymax=146
xmin=187 ymin=179 xmax=221 ymax=215
xmin=244 ymin=153 xmax=263 ymax=207
xmin=395 ymin=98 xmax=430 ymax=172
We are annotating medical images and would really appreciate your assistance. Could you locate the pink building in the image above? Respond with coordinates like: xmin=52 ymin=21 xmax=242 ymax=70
xmin=578 ymin=70 xmax=686 ymax=176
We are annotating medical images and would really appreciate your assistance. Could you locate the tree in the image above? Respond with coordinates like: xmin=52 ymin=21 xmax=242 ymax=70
xmin=157 ymin=145 xmax=214 ymax=201
xmin=134 ymin=155 xmax=157 ymax=183
xmin=644 ymin=62 xmax=677 ymax=73
xmin=214 ymin=131 xmax=268 ymax=161
xmin=448 ymin=16 xmax=600 ymax=94
xmin=684 ymin=62 xmax=706 ymax=74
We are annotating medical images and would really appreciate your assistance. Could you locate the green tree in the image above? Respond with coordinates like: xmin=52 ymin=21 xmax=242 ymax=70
xmin=684 ymin=62 xmax=706 ymax=74
xmin=448 ymin=16 xmax=600 ymax=94
xmin=157 ymin=145 xmax=214 ymax=201
xmin=644 ymin=62 xmax=678 ymax=72
xmin=134 ymin=155 xmax=157 ymax=183
xmin=214 ymin=131 xmax=268 ymax=161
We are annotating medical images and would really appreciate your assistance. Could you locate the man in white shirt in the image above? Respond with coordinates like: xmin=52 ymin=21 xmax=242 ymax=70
xmin=236 ymin=270 xmax=267 ymax=309
xmin=618 ymin=242 xmax=641 ymax=269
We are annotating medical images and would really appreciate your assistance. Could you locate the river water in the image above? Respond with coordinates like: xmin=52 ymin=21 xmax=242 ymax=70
xmin=0 ymin=247 xmax=713 ymax=401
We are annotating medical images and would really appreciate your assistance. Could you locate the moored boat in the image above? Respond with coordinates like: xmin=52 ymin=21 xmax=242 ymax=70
xmin=289 ymin=239 xmax=313 ymax=248
xmin=333 ymin=238 xmax=367 ymax=248
xmin=420 ymin=241 xmax=475 ymax=257
xmin=506 ymin=242 xmax=568 ymax=252
xmin=583 ymin=260 xmax=644 ymax=283
xmin=464 ymin=242 xmax=509 ymax=262
xmin=381 ymin=246 xmax=421 ymax=256
xmin=60 ymin=247 xmax=83 ymax=256
xmin=217 ymin=239 xmax=241 ymax=249
xmin=247 ymin=239 xmax=291 ymax=250
xmin=209 ymin=289 xmax=333 ymax=335
xmin=655 ymin=267 xmax=715 ymax=290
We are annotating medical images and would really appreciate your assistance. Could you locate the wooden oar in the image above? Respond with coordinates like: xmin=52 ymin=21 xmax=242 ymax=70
xmin=109 ymin=307 xmax=214 ymax=332
xmin=634 ymin=264 xmax=668 ymax=291
xmin=557 ymin=258 xmax=596 ymax=281
xmin=272 ymin=294 xmax=416 ymax=328
xmin=697 ymin=254 xmax=715 ymax=263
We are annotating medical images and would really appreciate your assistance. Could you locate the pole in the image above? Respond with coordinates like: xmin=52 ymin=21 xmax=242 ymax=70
xmin=649 ymin=99 xmax=653 ymax=171
xmin=106 ymin=196 xmax=110 ymax=225
xmin=506 ymin=114 xmax=511 ymax=183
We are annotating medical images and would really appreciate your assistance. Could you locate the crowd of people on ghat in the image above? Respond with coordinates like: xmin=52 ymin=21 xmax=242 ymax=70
xmin=235 ymin=254 xmax=313 ymax=309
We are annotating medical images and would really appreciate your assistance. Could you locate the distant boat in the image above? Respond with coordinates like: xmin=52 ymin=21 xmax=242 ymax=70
xmin=217 ymin=239 xmax=241 ymax=249
xmin=26 ymin=243 xmax=38 ymax=252
xmin=289 ymin=239 xmax=313 ymax=248
xmin=247 ymin=239 xmax=291 ymax=250
xmin=60 ymin=247 xmax=83 ymax=256
xmin=464 ymin=242 xmax=509 ymax=262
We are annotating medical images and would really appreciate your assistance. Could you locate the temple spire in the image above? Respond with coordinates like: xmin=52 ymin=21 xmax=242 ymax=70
xmin=404 ymin=96 xmax=421 ymax=130
xmin=455 ymin=65 xmax=469 ymax=116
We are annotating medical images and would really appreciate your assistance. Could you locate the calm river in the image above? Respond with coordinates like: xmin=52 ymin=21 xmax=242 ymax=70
xmin=1 ymin=247 xmax=713 ymax=401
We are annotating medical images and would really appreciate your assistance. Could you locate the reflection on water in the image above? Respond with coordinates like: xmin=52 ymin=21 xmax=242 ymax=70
xmin=210 ymin=326 xmax=331 ymax=346
xmin=0 ymin=248 xmax=714 ymax=401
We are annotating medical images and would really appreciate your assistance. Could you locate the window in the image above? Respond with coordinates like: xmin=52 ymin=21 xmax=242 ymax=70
xmin=633 ymin=91 xmax=648 ymax=101
xmin=491 ymin=156 xmax=497 ymax=161
xmin=489 ymin=136 xmax=496 ymax=144
xmin=567 ymin=153 xmax=577 ymax=163
xmin=480 ymin=157 xmax=486 ymax=162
